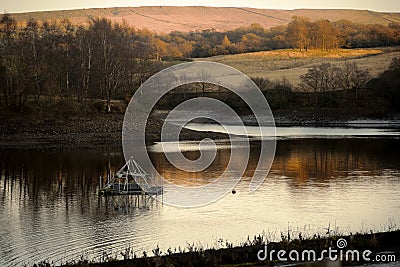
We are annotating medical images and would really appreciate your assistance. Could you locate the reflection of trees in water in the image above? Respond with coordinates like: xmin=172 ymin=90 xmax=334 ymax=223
xmin=272 ymin=139 xmax=400 ymax=187
xmin=149 ymin=149 xmax=228 ymax=186
xmin=149 ymin=142 xmax=261 ymax=186
xmin=150 ymin=139 xmax=400 ymax=188
xmin=0 ymin=148 xmax=125 ymax=215
xmin=1 ymin=138 xmax=399 ymax=207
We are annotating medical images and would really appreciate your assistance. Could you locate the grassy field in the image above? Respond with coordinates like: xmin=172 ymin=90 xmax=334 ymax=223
xmin=196 ymin=48 xmax=400 ymax=89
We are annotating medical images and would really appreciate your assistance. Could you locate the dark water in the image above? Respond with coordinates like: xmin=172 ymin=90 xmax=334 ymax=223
xmin=1 ymin=137 xmax=400 ymax=266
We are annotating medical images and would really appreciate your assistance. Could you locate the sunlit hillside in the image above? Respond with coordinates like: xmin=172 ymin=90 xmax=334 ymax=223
xmin=9 ymin=6 xmax=400 ymax=33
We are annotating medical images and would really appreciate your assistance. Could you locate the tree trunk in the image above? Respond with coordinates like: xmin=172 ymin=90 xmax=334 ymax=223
xmin=106 ymin=88 xmax=111 ymax=113
xmin=106 ymin=99 xmax=111 ymax=113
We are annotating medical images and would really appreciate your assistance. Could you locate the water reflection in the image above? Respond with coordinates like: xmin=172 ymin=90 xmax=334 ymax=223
xmin=185 ymin=123 xmax=400 ymax=138
xmin=150 ymin=139 xmax=400 ymax=187
xmin=0 ymin=138 xmax=399 ymax=266
xmin=0 ymin=150 xmax=123 ymax=211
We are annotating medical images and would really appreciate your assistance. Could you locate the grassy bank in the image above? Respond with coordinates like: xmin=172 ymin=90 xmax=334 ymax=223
xmin=29 ymin=230 xmax=400 ymax=267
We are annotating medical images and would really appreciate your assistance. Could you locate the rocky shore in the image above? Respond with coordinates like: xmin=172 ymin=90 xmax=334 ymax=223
xmin=1 ymin=108 xmax=399 ymax=150
xmin=0 ymin=112 xmax=229 ymax=150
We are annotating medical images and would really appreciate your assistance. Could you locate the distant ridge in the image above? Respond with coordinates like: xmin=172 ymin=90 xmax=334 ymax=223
xmin=8 ymin=6 xmax=400 ymax=33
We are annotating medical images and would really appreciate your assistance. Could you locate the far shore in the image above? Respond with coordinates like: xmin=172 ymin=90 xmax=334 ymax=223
xmin=1 ymin=108 xmax=399 ymax=150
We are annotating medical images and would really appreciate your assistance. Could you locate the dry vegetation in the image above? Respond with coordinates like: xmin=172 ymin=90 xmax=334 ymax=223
xmin=2 ymin=12 xmax=400 ymax=114
xmin=196 ymin=48 xmax=400 ymax=87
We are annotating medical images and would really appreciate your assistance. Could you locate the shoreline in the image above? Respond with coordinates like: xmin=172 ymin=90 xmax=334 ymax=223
xmin=60 ymin=230 xmax=400 ymax=267
xmin=1 ymin=109 xmax=399 ymax=150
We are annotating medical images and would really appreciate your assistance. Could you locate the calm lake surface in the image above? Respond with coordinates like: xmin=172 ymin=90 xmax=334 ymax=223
xmin=1 ymin=125 xmax=400 ymax=266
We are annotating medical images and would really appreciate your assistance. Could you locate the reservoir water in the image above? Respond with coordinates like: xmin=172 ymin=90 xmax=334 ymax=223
xmin=1 ymin=124 xmax=400 ymax=266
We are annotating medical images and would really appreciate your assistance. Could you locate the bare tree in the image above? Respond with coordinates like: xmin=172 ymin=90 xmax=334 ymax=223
xmin=337 ymin=62 xmax=370 ymax=101
xmin=76 ymin=26 xmax=94 ymax=101
xmin=0 ymin=14 xmax=17 ymax=106
xmin=337 ymin=62 xmax=369 ymax=90
xmin=90 ymin=18 xmax=130 ymax=112
xmin=299 ymin=63 xmax=340 ymax=92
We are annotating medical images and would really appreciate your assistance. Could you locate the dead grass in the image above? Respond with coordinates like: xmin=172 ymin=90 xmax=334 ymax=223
xmin=212 ymin=48 xmax=383 ymax=60
xmin=196 ymin=48 xmax=400 ymax=88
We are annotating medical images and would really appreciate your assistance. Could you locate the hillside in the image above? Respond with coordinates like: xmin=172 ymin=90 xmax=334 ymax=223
xmin=196 ymin=48 xmax=400 ymax=87
xmin=9 ymin=6 xmax=400 ymax=33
